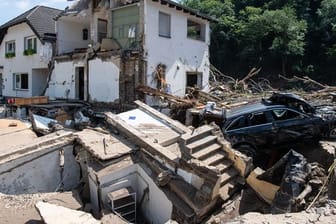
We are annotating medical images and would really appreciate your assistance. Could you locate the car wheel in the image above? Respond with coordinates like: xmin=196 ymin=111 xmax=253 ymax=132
xmin=329 ymin=127 xmax=336 ymax=139
xmin=236 ymin=144 xmax=257 ymax=160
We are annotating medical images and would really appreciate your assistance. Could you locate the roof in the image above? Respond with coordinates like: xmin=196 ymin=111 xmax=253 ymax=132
xmin=57 ymin=0 xmax=216 ymax=22
xmin=226 ymin=102 xmax=285 ymax=119
xmin=0 ymin=6 xmax=62 ymax=44
xmin=152 ymin=0 xmax=217 ymax=22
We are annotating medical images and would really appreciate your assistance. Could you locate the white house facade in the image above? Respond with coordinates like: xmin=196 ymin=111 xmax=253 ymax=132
xmin=0 ymin=6 xmax=61 ymax=98
xmin=45 ymin=0 xmax=213 ymax=104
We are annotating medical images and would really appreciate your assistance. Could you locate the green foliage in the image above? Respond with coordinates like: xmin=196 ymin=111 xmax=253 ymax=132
xmin=5 ymin=52 xmax=15 ymax=58
xmin=182 ymin=0 xmax=336 ymax=81
xmin=23 ymin=49 xmax=36 ymax=56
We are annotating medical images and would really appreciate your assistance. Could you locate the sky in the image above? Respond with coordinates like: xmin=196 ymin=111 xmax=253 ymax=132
xmin=0 ymin=0 xmax=73 ymax=25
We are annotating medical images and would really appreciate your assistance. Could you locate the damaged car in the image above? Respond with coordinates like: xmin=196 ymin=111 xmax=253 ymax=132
xmin=197 ymin=93 xmax=336 ymax=160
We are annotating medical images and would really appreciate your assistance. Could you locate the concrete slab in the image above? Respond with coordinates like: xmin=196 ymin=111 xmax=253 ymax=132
xmin=0 ymin=119 xmax=37 ymax=150
xmin=117 ymin=109 xmax=180 ymax=146
xmin=76 ymin=129 xmax=133 ymax=161
xmin=36 ymin=201 xmax=100 ymax=224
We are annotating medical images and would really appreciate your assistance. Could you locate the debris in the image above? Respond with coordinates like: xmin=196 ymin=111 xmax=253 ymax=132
xmin=31 ymin=114 xmax=60 ymax=135
xmin=255 ymin=150 xmax=328 ymax=213
xmin=35 ymin=202 xmax=100 ymax=224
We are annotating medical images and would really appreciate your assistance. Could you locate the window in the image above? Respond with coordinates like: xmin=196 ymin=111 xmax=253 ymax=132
xmin=271 ymin=109 xmax=304 ymax=121
xmin=98 ymin=19 xmax=107 ymax=43
xmin=248 ymin=112 xmax=268 ymax=126
xmin=227 ymin=116 xmax=247 ymax=131
xmin=5 ymin=41 xmax=15 ymax=58
xmin=14 ymin=73 xmax=28 ymax=90
xmin=83 ymin=28 xmax=88 ymax=40
xmin=187 ymin=20 xmax=205 ymax=41
xmin=159 ymin=12 xmax=171 ymax=38
xmin=24 ymin=36 xmax=37 ymax=55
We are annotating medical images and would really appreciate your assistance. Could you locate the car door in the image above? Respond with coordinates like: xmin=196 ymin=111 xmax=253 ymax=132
xmin=271 ymin=108 xmax=316 ymax=144
xmin=244 ymin=111 xmax=275 ymax=147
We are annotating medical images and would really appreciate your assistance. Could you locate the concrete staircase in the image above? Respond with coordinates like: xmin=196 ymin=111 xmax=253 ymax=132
xmin=182 ymin=125 xmax=240 ymax=201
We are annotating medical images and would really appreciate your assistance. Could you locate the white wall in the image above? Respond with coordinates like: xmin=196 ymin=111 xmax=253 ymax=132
xmin=0 ymin=145 xmax=80 ymax=194
xmin=57 ymin=17 xmax=91 ymax=55
xmin=0 ymin=23 xmax=50 ymax=97
xmin=88 ymin=58 xmax=119 ymax=102
xmin=46 ymin=60 xmax=84 ymax=99
xmin=89 ymin=163 xmax=173 ymax=224
xmin=32 ymin=68 xmax=48 ymax=96
xmin=144 ymin=0 xmax=210 ymax=100
xmin=47 ymin=57 xmax=120 ymax=102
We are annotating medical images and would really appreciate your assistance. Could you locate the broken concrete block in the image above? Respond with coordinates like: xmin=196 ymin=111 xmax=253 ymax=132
xmin=36 ymin=202 xmax=100 ymax=224
xmin=246 ymin=167 xmax=280 ymax=204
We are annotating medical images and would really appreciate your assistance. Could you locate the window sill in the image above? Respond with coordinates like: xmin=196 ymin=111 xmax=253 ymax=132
xmin=159 ymin=34 xmax=171 ymax=39
xmin=187 ymin=37 xmax=205 ymax=42
xmin=14 ymin=89 xmax=29 ymax=91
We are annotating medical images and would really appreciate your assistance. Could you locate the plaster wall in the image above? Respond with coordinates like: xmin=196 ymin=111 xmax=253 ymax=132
xmin=88 ymin=57 xmax=120 ymax=102
xmin=46 ymin=60 xmax=84 ymax=99
xmin=0 ymin=145 xmax=80 ymax=194
xmin=57 ymin=18 xmax=91 ymax=55
xmin=32 ymin=68 xmax=48 ymax=96
xmin=144 ymin=0 xmax=210 ymax=100
xmin=89 ymin=163 xmax=172 ymax=224
xmin=0 ymin=23 xmax=50 ymax=97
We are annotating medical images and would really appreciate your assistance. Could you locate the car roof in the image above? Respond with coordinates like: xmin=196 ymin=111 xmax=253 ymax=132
xmin=226 ymin=102 xmax=286 ymax=119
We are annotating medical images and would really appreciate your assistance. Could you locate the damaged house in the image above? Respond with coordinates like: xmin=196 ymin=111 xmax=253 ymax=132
xmin=0 ymin=6 xmax=62 ymax=98
xmin=45 ymin=0 xmax=212 ymax=103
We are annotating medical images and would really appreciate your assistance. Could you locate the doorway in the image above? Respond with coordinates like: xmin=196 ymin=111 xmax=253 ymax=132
xmin=186 ymin=72 xmax=202 ymax=93
xmin=76 ymin=67 xmax=85 ymax=100
xmin=0 ymin=73 xmax=2 ymax=96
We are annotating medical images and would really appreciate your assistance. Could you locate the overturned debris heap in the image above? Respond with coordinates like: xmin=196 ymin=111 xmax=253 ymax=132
xmin=0 ymin=93 xmax=336 ymax=223
xmin=0 ymin=100 xmax=253 ymax=223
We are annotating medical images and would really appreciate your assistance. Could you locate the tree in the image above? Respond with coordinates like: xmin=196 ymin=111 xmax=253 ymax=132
xmin=233 ymin=7 xmax=307 ymax=74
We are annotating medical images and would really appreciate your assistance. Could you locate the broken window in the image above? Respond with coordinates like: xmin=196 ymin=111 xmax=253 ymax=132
xmin=159 ymin=12 xmax=171 ymax=38
xmin=13 ymin=73 xmax=28 ymax=90
xmin=112 ymin=5 xmax=139 ymax=49
xmin=24 ymin=36 xmax=37 ymax=55
xmin=187 ymin=20 xmax=205 ymax=41
xmin=186 ymin=72 xmax=203 ymax=89
xmin=272 ymin=109 xmax=304 ymax=121
xmin=98 ymin=19 xmax=107 ymax=43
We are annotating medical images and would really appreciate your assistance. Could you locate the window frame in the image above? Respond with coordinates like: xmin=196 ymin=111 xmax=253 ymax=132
xmin=5 ymin=40 xmax=16 ymax=54
xmin=24 ymin=36 xmax=37 ymax=51
xmin=187 ymin=19 xmax=205 ymax=41
xmin=158 ymin=11 xmax=171 ymax=38
xmin=13 ymin=73 xmax=29 ymax=91
xmin=97 ymin=19 xmax=107 ymax=43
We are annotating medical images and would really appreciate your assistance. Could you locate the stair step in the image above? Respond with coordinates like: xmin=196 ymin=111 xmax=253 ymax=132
xmin=192 ymin=143 xmax=222 ymax=160
xmin=216 ymin=160 xmax=234 ymax=174
xmin=220 ymin=168 xmax=239 ymax=186
xmin=182 ymin=125 xmax=214 ymax=145
xmin=186 ymin=135 xmax=217 ymax=153
xmin=203 ymin=152 xmax=226 ymax=166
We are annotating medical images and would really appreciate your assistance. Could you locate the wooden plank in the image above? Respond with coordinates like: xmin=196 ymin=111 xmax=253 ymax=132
xmin=15 ymin=96 xmax=48 ymax=106
xmin=134 ymin=100 xmax=191 ymax=134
